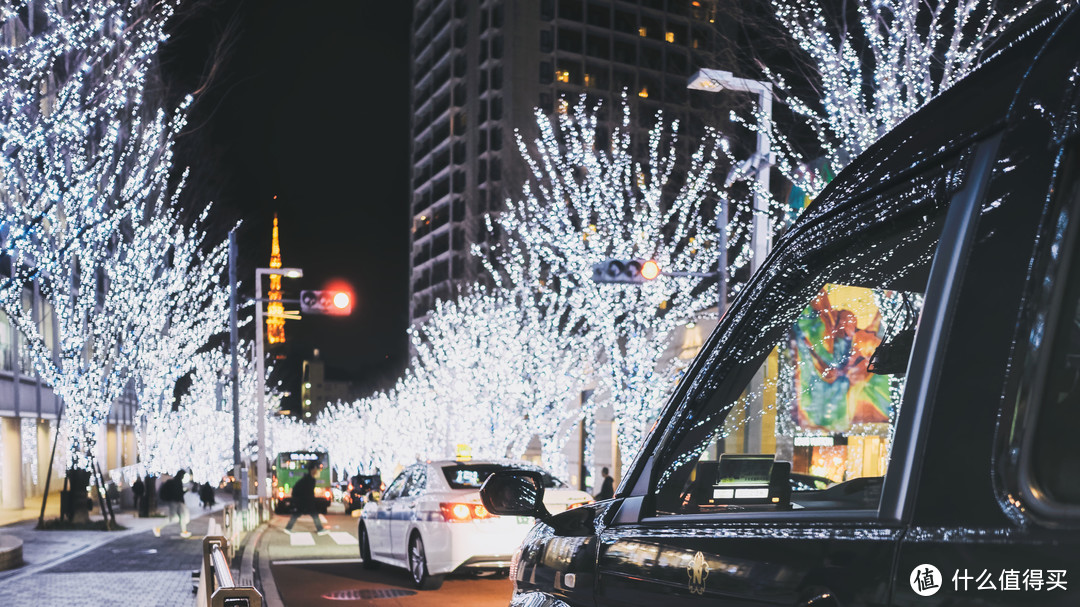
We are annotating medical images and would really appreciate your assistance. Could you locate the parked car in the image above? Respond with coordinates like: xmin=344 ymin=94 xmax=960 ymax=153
xmin=481 ymin=7 xmax=1080 ymax=606
xmin=359 ymin=460 xmax=592 ymax=590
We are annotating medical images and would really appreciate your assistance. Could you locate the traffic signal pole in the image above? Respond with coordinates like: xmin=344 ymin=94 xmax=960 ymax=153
xmin=229 ymin=231 xmax=245 ymax=509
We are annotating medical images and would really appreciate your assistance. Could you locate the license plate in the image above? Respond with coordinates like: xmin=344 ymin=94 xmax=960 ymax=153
xmin=516 ymin=516 xmax=533 ymax=525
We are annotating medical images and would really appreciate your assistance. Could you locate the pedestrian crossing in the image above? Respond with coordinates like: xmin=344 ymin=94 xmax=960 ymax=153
xmin=286 ymin=530 xmax=357 ymax=546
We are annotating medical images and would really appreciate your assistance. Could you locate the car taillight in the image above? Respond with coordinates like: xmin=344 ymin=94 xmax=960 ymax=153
xmin=347 ymin=484 xmax=353 ymax=492
xmin=323 ymin=489 xmax=332 ymax=500
xmin=277 ymin=488 xmax=285 ymax=499
xmin=440 ymin=502 xmax=493 ymax=522
xmin=567 ymin=499 xmax=593 ymax=510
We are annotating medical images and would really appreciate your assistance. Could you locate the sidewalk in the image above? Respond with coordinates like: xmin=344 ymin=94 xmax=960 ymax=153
xmin=0 ymin=491 xmax=234 ymax=607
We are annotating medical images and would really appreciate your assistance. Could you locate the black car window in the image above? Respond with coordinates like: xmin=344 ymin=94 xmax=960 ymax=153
xmin=650 ymin=203 xmax=947 ymax=516
xmin=382 ymin=471 xmax=408 ymax=501
xmin=442 ymin=463 xmax=566 ymax=490
xmin=1024 ymin=150 xmax=1080 ymax=510
xmin=404 ymin=466 xmax=428 ymax=497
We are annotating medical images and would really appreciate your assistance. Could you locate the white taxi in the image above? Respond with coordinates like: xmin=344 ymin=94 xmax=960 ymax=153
xmin=359 ymin=459 xmax=592 ymax=589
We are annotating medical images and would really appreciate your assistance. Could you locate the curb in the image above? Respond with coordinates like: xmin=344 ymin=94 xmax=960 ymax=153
xmin=0 ymin=535 xmax=23 ymax=571
xmin=255 ymin=524 xmax=284 ymax=607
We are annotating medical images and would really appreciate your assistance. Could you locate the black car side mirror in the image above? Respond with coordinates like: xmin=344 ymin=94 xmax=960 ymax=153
xmin=480 ymin=470 xmax=553 ymax=523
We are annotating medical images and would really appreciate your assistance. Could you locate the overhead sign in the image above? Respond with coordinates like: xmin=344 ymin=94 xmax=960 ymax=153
xmin=300 ymin=290 xmax=353 ymax=316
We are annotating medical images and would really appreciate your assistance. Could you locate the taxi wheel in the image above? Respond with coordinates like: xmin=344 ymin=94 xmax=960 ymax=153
xmin=408 ymin=534 xmax=444 ymax=590
xmin=358 ymin=523 xmax=378 ymax=570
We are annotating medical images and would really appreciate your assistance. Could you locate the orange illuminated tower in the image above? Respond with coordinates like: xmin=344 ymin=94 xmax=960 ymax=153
xmin=267 ymin=214 xmax=285 ymax=345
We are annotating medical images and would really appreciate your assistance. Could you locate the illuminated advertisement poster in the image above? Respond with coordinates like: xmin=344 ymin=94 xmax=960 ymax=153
xmin=789 ymin=284 xmax=893 ymax=433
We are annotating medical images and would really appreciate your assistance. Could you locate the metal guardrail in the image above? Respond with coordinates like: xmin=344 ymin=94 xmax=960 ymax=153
xmin=221 ymin=497 xmax=272 ymax=559
xmin=199 ymin=535 xmax=263 ymax=607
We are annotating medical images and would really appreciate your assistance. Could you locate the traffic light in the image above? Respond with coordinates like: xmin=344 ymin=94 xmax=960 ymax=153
xmin=300 ymin=290 xmax=353 ymax=316
xmin=591 ymin=259 xmax=662 ymax=283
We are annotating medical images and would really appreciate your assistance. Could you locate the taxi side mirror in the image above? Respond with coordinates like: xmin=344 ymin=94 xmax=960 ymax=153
xmin=480 ymin=470 xmax=552 ymax=523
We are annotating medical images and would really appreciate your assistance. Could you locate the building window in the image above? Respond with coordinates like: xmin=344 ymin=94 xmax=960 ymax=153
xmin=665 ymin=31 xmax=675 ymax=43
xmin=540 ymin=61 xmax=554 ymax=84
xmin=638 ymin=86 xmax=649 ymax=98
xmin=556 ymin=69 xmax=570 ymax=83
xmin=638 ymin=26 xmax=647 ymax=37
xmin=584 ymin=73 xmax=593 ymax=87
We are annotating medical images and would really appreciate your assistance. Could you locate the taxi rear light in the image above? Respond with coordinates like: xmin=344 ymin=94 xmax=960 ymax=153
xmin=323 ymin=489 xmax=333 ymax=500
xmin=568 ymin=499 xmax=593 ymax=509
xmin=440 ymin=502 xmax=494 ymax=522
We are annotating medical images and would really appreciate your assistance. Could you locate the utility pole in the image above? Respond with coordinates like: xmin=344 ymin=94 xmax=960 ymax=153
xmin=229 ymin=230 xmax=245 ymax=509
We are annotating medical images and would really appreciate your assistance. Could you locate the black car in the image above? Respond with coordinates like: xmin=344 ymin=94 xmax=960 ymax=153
xmin=482 ymin=7 xmax=1080 ymax=606
xmin=344 ymin=473 xmax=382 ymax=514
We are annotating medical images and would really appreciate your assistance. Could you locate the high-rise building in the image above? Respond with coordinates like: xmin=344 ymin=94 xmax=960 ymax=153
xmin=408 ymin=0 xmax=722 ymax=324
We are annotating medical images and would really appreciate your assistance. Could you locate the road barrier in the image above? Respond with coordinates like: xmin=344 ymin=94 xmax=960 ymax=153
xmin=221 ymin=497 xmax=271 ymax=559
xmin=197 ymin=535 xmax=263 ymax=607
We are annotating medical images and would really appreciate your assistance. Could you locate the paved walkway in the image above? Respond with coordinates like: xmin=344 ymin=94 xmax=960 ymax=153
xmin=0 ymin=491 xmax=232 ymax=606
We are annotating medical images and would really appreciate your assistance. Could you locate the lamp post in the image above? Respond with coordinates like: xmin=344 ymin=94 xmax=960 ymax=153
xmin=254 ymin=266 xmax=302 ymax=502
xmin=689 ymin=68 xmax=773 ymax=454
xmin=688 ymin=68 xmax=773 ymax=277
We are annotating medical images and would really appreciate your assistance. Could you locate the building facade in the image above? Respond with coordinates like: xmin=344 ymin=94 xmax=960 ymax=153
xmin=301 ymin=350 xmax=358 ymax=420
xmin=0 ymin=286 xmax=138 ymax=511
xmin=408 ymin=0 xmax=722 ymax=324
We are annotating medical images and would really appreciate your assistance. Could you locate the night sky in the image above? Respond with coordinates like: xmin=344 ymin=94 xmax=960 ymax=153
xmin=159 ymin=1 xmax=415 ymax=406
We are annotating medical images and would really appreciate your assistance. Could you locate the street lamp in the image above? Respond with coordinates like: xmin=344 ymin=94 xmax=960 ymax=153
xmin=689 ymin=68 xmax=773 ymax=455
xmin=254 ymin=266 xmax=303 ymax=502
xmin=688 ymin=68 xmax=774 ymax=279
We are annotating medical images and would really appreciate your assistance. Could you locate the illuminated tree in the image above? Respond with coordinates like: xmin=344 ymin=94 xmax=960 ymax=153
xmin=489 ymin=96 xmax=724 ymax=466
xmin=738 ymin=0 xmax=1044 ymax=204
xmin=0 ymin=0 xmax=217 ymax=465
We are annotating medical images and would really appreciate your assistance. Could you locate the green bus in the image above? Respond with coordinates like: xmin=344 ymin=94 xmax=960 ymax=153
xmin=272 ymin=450 xmax=332 ymax=514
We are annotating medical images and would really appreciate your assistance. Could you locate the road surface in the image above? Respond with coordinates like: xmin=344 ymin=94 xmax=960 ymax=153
xmin=262 ymin=510 xmax=513 ymax=607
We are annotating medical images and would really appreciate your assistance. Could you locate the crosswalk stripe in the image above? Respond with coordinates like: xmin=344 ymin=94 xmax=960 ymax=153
xmin=289 ymin=532 xmax=315 ymax=546
xmin=328 ymin=531 xmax=357 ymax=546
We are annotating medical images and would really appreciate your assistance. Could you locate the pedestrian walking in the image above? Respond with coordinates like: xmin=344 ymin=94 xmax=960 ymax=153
xmin=154 ymin=469 xmax=191 ymax=538
xmin=284 ymin=461 xmax=327 ymax=535
xmin=199 ymin=482 xmax=215 ymax=509
xmin=132 ymin=477 xmax=145 ymax=512
xmin=595 ymin=467 xmax=615 ymax=501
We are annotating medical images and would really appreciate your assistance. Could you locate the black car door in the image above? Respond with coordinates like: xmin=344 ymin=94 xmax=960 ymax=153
xmin=593 ymin=143 xmax=995 ymax=605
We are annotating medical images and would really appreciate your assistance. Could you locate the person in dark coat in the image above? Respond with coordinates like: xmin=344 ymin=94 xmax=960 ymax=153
xmin=132 ymin=477 xmax=145 ymax=512
xmin=199 ymin=482 xmax=215 ymax=509
xmin=284 ymin=462 xmax=326 ymax=534
xmin=155 ymin=470 xmax=191 ymax=538
xmin=595 ymin=467 xmax=615 ymax=500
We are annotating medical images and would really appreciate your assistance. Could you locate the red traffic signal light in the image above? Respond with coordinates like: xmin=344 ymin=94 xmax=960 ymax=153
xmin=640 ymin=260 xmax=661 ymax=280
xmin=300 ymin=290 xmax=353 ymax=316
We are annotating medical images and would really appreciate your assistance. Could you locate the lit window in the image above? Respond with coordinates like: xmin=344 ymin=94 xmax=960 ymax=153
xmin=665 ymin=31 xmax=675 ymax=43
xmin=638 ymin=86 xmax=648 ymax=98
xmin=584 ymin=73 xmax=593 ymax=87
xmin=555 ymin=69 xmax=570 ymax=83
xmin=557 ymin=99 xmax=569 ymax=114
xmin=638 ymin=27 xmax=647 ymax=37
xmin=693 ymin=38 xmax=700 ymax=49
